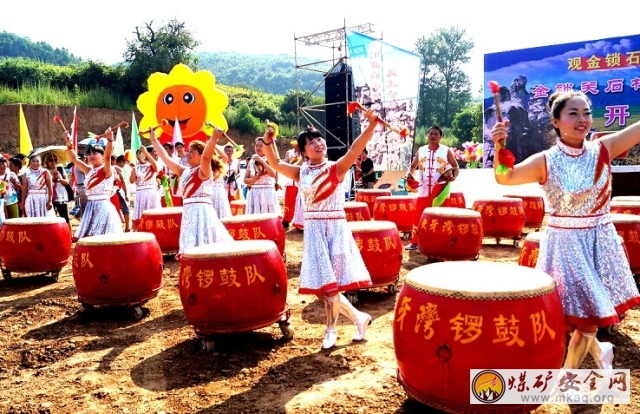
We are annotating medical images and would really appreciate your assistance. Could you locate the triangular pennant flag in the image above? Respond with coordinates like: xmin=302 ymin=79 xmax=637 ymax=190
xmin=130 ymin=112 xmax=141 ymax=163
xmin=113 ymin=126 xmax=125 ymax=156
xmin=19 ymin=104 xmax=33 ymax=155
xmin=171 ymin=116 xmax=182 ymax=156
xmin=70 ymin=106 xmax=78 ymax=152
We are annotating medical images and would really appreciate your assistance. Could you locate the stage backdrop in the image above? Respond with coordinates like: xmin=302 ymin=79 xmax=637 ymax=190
xmin=346 ymin=30 xmax=421 ymax=171
xmin=483 ymin=33 xmax=640 ymax=168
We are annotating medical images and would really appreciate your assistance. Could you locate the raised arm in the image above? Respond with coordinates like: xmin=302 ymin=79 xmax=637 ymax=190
xmin=149 ymin=129 xmax=185 ymax=176
xmin=103 ymin=128 xmax=114 ymax=179
xmin=599 ymin=121 xmax=640 ymax=160
xmin=44 ymin=170 xmax=53 ymax=210
xmin=65 ymin=131 xmax=90 ymax=174
xmin=491 ymin=120 xmax=546 ymax=185
xmin=262 ymin=131 xmax=300 ymax=182
xmin=336 ymin=109 xmax=378 ymax=181
xmin=215 ymin=145 xmax=229 ymax=163
xmin=198 ymin=128 xmax=225 ymax=180
xmin=140 ymin=145 xmax=158 ymax=171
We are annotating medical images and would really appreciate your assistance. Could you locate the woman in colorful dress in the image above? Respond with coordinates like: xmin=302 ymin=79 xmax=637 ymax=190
xmin=244 ymin=137 xmax=281 ymax=216
xmin=209 ymin=146 xmax=232 ymax=219
xmin=261 ymin=110 xmax=378 ymax=349
xmin=44 ymin=155 xmax=71 ymax=233
xmin=20 ymin=155 xmax=55 ymax=218
xmin=491 ymin=90 xmax=640 ymax=375
xmin=66 ymin=128 xmax=122 ymax=240
xmin=129 ymin=145 xmax=160 ymax=231
xmin=148 ymin=128 xmax=233 ymax=259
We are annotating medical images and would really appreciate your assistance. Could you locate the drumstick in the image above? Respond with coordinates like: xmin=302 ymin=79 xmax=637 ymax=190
xmin=487 ymin=81 xmax=503 ymax=122
xmin=52 ymin=116 xmax=67 ymax=132
xmin=94 ymin=121 xmax=129 ymax=138
xmin=139 ymin=120 xmax=168 ymax=136
xmin=203 ymin=121 xmax=239 ymax=147
xmin=347 ymin=102 xmax=410 ymax=139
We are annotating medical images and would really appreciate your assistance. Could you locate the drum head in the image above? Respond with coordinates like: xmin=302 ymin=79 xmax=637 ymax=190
xmin=143 ymin=207 xmax=183 ymax=216
xmin=406 ymin=262 xmax=556 ymax=299
xmin=375 ymin=195 xmax=417 ymax=202
xmin=348 ymin=220 xmax=398 ymax=232
xmin=611 ymin=213 xmax=640 ymax=224
xmin=524 ymin=231 xmax=544 ymax=244
xmin=344 ymin=201 xmax=369 ymax=208
xmin=77 ymin=232 xmax=156 ymax=246
xmin=612 ymin=196 xmax=640 ymax=203
xmin=221 ymin=213 xmax=279 ymax=224
xmin=3 ymin=217 xmax=67 ymax=225
xmin=421 ymin=207 xmax=481 ymax=219
xmin=474 ymin=197 xmax=522 ymax=204
xmin=230 ymin=200 xmax=247 ymax=205
xmin=610 ymin=200 xmax=640 ymax=209
xmin=183 ymin=239 xmax=278 ymax=259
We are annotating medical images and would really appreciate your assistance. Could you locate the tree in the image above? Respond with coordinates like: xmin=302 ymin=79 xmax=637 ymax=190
xmin=415 ymin=27 xmax=474 ymax=128
xmin=122 ymin=19 xmax=200 ymax=99
xmin=451 ymin=103 xmax=483 ymax=143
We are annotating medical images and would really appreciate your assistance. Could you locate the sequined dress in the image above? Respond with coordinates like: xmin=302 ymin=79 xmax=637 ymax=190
xmin=211 ymin=173 xmax=231 ymax=219
xmin=298 ymin=161 xmax=371 ymax=295
xmin=132 ymin=163 xmax=160 ymax=222
xmin=537 ymin=139 xmax=640 ymax=328
xmin=178 ymin=166 xmax=233 ymax=256
xmin=24 ymin=168 xmax=55 ymax=218
xmin=246 ymin=157 xmax=281 ymax=216
xmin=75 ymin=166 xmax=123 ymax=238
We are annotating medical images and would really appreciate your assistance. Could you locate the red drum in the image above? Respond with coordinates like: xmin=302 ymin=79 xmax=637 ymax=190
xmin=592 ymin=131 xmax=629 ymax=159
xmin=373 ymin=195 xmax=418 ymax=233
xmin=139 ymin=207 xmax=183 ymax=254
xmin=610 ymin=200 xmax=640 ymax=216
xmin=504 ymin=194 xmax=545 ymax=229
xmin=448 ymin=191 xmax=467 ymax=209
xmin=0 ymin=217 xmax=71 ymax=281
xmin=344 ymin=201 xmax=371 ymax=222
xmin=394 ymin=262 xmax=566 ymax=413
xmin=179 ymin=240 xmax=292 ymax=350
xmin=611 ymin=213 xmax=640 ymax=274
xmin=472 ymin=197 xmax=525 ymax=243
xmin=417 ymin=207 xmax=483 ymax=261
xmin=230 ymin=200 xmax=247 ymax=216
xmin=221 ymin=213 xmax=285 ymax=259
xmin=347 ymin=220 xmax=402 ymax=289
xmin=518 ymin=231 xmax=543 ymax=268
xmin=72 ymin=233 xmax=164 ymax=314
xmin=282 ymin=185 xmax=298 ymax=223
xmin=355 ymin=188 xmax=392 ymax=216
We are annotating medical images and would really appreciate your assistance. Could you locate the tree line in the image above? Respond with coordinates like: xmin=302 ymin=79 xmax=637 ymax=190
xmin=0 ymin=22 xmax=482 ymax=144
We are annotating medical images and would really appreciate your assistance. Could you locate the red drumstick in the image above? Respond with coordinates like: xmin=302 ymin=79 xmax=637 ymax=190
xmin=487 ymin=81 xmax=503 ymax=122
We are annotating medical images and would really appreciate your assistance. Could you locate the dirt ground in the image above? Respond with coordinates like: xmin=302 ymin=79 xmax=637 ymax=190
xmin=1 ymin=216 xmax=639 ymax=414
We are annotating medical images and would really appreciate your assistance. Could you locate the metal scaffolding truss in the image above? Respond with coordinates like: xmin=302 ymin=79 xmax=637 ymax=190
xmin=293 ymin=22 xmax=375 ymax=149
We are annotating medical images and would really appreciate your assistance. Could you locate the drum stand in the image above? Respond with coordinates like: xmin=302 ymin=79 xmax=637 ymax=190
xmin=0 ymin=260 xmax=61 ymax=283
xmin=345 ymin=280 xmax=399 ymax=305
xmin=197 ymin=305 xmax=295 ymax=353
xmin=78 ymin=297 xmax=152 ymax=320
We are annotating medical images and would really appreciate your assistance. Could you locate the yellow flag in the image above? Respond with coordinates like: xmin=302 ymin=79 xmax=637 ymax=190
xmin=19 ymin=104 xmax=33 ymax=154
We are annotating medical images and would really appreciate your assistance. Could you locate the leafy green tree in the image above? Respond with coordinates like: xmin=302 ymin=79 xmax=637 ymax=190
xmin=415 ymin=27 xmax=474 ymax=128
xmin=122 ymin=19 xmax=200 ymax=99
xmin=0 ymin=31 xmax=80 ymax=65
xmin=232 ymin=102 xmax=262 ymax=136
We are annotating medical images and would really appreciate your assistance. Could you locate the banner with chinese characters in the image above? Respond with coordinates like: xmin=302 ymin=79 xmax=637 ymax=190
xmin=346 ymin=30 xmax=422 ymax=171
xmin=483 ymin=33 xmax=640 ymax=167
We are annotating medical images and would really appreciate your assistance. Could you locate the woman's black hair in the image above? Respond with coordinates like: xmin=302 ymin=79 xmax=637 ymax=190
xmin=296 ymin=126 xmax=323 ymax=154
xmin=86 ymin=145 xmax=105 ymax=155
xmin=547 ymin=91 xmax=592 ymax=137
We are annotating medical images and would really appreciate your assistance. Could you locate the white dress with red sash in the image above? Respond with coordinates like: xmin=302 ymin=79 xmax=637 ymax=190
xmin=75 ymin=166 xmax=122 ymax=239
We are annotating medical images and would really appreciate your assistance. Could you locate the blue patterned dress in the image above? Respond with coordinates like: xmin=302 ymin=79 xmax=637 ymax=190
xmin=298 ymin=161 xmax=371 ymax=295
xmin=537 ymin=139 xmax=640 ymax=328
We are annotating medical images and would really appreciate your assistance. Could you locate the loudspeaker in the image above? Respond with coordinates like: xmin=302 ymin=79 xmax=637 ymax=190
xmin=324 ymin=66 xmax=360 ymax=160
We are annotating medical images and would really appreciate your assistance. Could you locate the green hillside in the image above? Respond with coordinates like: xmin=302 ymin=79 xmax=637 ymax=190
xmin=0 ymin=31 xmax=81 ymax=66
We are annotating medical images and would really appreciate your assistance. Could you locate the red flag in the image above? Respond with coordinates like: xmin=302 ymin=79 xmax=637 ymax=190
xmin=70 ymin=107 xmax=78 ymax=189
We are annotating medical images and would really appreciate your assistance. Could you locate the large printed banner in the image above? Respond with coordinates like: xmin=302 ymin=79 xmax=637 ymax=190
xmin=483 ymin=34 xmax=640 ymax=167
xmin=346 ymin=30 xmax=421 ymax=170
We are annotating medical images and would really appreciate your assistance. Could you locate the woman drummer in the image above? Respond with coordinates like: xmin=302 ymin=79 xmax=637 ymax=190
xmin=65 ymin=128 xmax=123 ymax=240
xmin=148 ymin=128 xmax=233 ymax=259
xmin=20 ymin=155 xmax=55 ymax=218
xmin=129 ymin=145 xmax=161 ymax=231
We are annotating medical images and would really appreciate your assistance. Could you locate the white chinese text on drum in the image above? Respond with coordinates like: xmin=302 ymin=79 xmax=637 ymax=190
xmin=394 ymin=261 xmax=566 ymax=413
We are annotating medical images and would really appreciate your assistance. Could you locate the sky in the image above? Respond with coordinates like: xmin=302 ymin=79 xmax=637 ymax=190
xmin=2 ymin=0 xmax=640 ymax=94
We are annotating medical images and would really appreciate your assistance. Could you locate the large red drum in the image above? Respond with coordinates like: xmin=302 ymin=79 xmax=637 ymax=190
xmin=179 ymin=240 xmax=292 ymax=349
xmin=472 ymin=197 xmax=525 ymax=243
xmin=355 ymin=188 xmax=392 ymax=216
xmin=282 ymin=185 xmax=298 ymax=223
xmin=221 ymin=213 xmax=285 ymax=259
xmin=373 ymin=195 xmax=418 ymax=233
xmin=344 ymin=201 xmax=371 ymax=222
xmin=139 ymin=206 xmax=182 ymax=254
xmin=611 ymin=213 xmax=640 ymax=274
xmin=504 ymin=194 xmax=546 ymax=229
xmin=347 ymin=220 xmax=402 ymax=289
xmin=448 ymin=191 xmax=466 ymax=209
xmin=0 ymin=217 xmax=71 ymax=281
xmin=230 ymin=200 xmax=247 ymax=216
xmin=518 ymin=231 xmax=543 ymax=268
xmin=417 ymin=207 xmax=483 ymax=261
xmin=610 ymin=200 xmax=640 ymax=216
xmin=394 ymin=261 xmax=566 ymax=413
xmin=72 ymin=233 xmax=164 ymax=313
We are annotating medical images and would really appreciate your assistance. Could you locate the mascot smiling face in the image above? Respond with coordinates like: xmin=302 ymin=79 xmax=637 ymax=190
xmin=137 ymin=64 xmax=229 ymax=147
